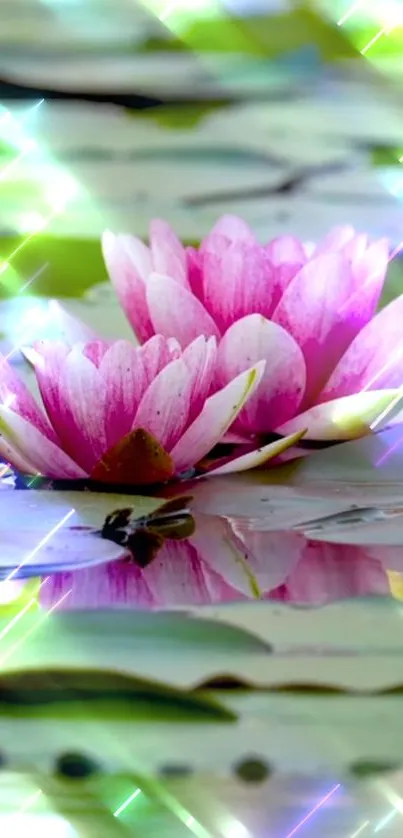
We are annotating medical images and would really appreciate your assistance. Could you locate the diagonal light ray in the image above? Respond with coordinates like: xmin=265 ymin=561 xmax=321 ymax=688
xmin=284 ymin=784 xmax=341 ymax=838
xmin=3 ymin=508 xmax=75 ymax=583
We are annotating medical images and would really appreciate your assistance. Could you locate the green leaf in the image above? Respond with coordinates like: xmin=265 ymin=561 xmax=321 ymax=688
xmin=0 ymin=669 xmax=236 ymax=722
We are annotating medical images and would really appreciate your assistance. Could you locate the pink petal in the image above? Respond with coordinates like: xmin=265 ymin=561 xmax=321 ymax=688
xmin=82 ymin=340 xmax=110 ymax=367
xmin=207 ymin=431 xmax=305 ymax=475
xmin=202 ymin=241 xmax=274 ymax=332
xmin=265 ymin=235 xmax=306 ymax=263
xmin=142 ymin=540 xmax=212 ymax=606
xmin=182 ymin=336 xmax=217 ymax=421
xmin=170 ymin=362 xmax=265 ymax=473
xmin=346 ymin=238 xmax=389 ymax=324
xmin=138 ymin=334 xmax=177 ymax=386
xmin=231 ymin=525 xmax=305 ymax=592
xmin=264 ymin=235 xmax=307 ymax=309
xmin=320 ymin=293 xmax=403 ymax=401
xmin=205 ymin=214 xmax=256 ymax=244
xmin=40 ymin=561 xmax=155 ymax=610
xmin=102 ymin=230 xmax=154 ymax=343
xmin=58 ymin=347 xmax=107 ymax=472
xmin=221 ymin=430 xmax=250 ymax=444
xmin=341 ymin=232 xmax=369 ymax=262
xmin=217 ymin=314 xmax=306 ymax=433
xmin=0 ymin=407 xmax=86 ymax=479
xmin=186 ymin=245 xmax=204 ymax=298
xmin=146 ymin=272 xmax=220 ymax=348
xmin=0 ymin=354 xmax=57 ymax=442
xmin=192 ymin=515 xmax=303 ymax=597
xmin=272 ymin=253 xmax=359 ymax=405
xmin=24 ymin=341 xmax=70 ymax=439
xmin=149 ymin=218 xmax=188 ymax=287
xmin=314 ymin=225 xmax=356 ymax=255
xmin=0 ymin=435 xmax=38 ymax=475
xmin=119 ymin=232 xmax=153 ymax=280
xmin=200 ymin=565 xmax=248 ymax=603
xmin=278 ymin=389 xmax=401 ymax=441
xmin=190 ymin=514 xmax=258 ymax=597
xmin=99 ymin=340 xmax=147 ymax=448
xmin=278 ymin=541 xmax=389 ymax=605
xmin=133 ymin=358 xmax=192 ymax=451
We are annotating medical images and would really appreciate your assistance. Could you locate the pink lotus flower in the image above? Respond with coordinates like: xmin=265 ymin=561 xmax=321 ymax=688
xmin=102 ymin=217 xmax=402 ymax=445
xmin=0 ymin=336 xmax=298 ymax=483
xmin=269 ymin=539 xmax=390 ymax=605
xmin=39 ymin=517 xmax=390 ymax=611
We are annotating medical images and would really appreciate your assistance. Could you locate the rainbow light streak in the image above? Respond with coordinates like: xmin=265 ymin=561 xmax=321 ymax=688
xmin=3 ymin=507 xmax=75 ymax=583
xmin=361 ymin=25 xmax=391 ymax=55
xmin=139 ymin=0 xmax=262 ymax=82
xmin=349 ymin=822 xmax=370 ymax=837
xmin=359 ymin=342 xmax=403 ymax=392
xmin=0 ymin=584 xmax=72 ymax=667
xmin=0 ymin=102 xmax=44 ymax=282
xmin=0 ymin=99 xmax=80 ymax=292
xmin=0 ymin=589 xmax=43 ymax=643
xmin=17 ymin=263 xmax=49 ymax=294
xmin=389 ymin=241 xmax=403 ymax=260
xmin=374 ymin=808 xmax=398 ymax=831
xmin=113 ymin=788 xmax=142 ymax=818
xmin=375 ymin=429 xmax=403 ymax=466
xmin=336 ymin=0 xmax=402 ymax=55
xmin=284 ymin=784 xmax=341 ymax=838
xmin=128 ymin=776 xmax=212 ymax=837
xmin=369 ymin=390 xmax=403 ymax=431
xmin=337 ymin=1 xmax=364 ymax=27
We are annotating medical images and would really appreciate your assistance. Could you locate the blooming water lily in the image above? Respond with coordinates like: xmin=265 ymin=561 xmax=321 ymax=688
xmin=102 ymin=216 xmax=403 ymax=446
xmin=0 ymin=336 xmax=299 ymax=483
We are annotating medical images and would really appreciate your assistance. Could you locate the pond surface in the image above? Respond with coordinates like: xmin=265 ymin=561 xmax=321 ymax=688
xmin=3 ymin=424 xmax=403 ymax=612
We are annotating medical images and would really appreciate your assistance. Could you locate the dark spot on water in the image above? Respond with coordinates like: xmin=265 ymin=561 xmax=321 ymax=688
xmin=350 ymin=760 xmax=400 ymax=779
xmin=159 ymin=763 xmax=194 ymax=778
xmin=55 ymin=752 xmax=99 ymax=779
xmin=234 ymin=757 xmax=272 ymax=784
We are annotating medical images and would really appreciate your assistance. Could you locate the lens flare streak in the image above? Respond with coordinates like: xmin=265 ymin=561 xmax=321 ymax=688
xmin=374 ymin=809 xmax=398 ymax=831
xmin=4 ymin=508 xmax=75 ymax=583
xmin=350 ymin=822 xmax=370 ymax=838
xmin=113 ymin=789 xmax=142 ymax=818
xmin=0 ymin=585 xmax=72 ymax=667
xmin=284 ymin=784 xmax=341 ymax=838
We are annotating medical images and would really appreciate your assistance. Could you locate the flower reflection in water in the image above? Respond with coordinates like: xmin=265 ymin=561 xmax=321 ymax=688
xmin=40 ymin=508 xmax=390 ymax=611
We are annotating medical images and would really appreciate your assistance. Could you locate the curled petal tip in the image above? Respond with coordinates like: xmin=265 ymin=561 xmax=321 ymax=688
xmin=20 ymin=345 xmax=43 ymax=368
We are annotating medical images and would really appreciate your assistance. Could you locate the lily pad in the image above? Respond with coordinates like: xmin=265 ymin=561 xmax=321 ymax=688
xmin=0 ymin=668 xmax=236 ymax=722
xmin=0 ymin=488 xmax=165 ymax=577
xmin=0 ymin=527 xmax=128 ymax=579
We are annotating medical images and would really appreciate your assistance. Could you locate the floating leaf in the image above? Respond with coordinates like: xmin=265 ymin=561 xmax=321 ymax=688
xmin=0 ymin=489 xmax=163 ymax=578
xmin=0 ymin=527 xmax=129 ymax=579
xmin=0 ymin=668 xmax=236 ymax=722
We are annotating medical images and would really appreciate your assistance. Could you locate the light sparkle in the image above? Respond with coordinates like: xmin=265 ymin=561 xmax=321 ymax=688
xmin=284 ymin=784 xmax=341 ymax=838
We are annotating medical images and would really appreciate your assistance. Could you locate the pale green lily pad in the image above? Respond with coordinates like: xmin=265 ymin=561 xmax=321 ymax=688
xmin=0 ymin=669 xmax=235 ymax=722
